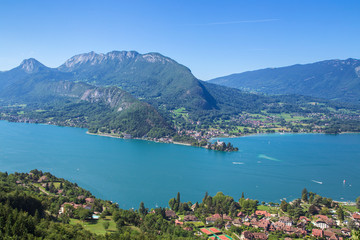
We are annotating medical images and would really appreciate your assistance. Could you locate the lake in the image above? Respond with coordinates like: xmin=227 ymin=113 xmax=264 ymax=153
xmin=0 ymin=120 xmax=359 ymax=209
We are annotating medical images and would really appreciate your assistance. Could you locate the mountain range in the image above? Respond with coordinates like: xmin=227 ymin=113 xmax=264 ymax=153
xmin=209 ymin=58 xmax=360 ymax=104
xmin=1 ymin=51 xmax=359 ymax=139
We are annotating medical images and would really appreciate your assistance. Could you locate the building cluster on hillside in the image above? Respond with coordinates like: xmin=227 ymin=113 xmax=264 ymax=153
xmin=167 ymin=208 xmax=360 ymax=240
xmin=58 ymin=197 xmax=96 ymax=215
xmin=177 ymin=129 xmax=229 ymax=141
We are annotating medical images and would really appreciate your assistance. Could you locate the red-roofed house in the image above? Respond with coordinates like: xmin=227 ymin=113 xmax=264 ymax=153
xmin=315 ymin=215 xmax=329 ymax=221
xmin=223 ymin=214 xmax=233 ymax=221
xmin=353 ymin=213 xmax=360 ymax=221
xmin=299 ymin=216 xmax=310 ymax=222
xmin=184 ymin=215 xmax=199 ymax=222
xmin=253 ymin=232 xmax=268 ymax=240
xmin=279 ymin=216 xmax=293 ymax=226
xmin=232 ymin=218 xmax=242 ymax=227
xmin=257 ymin=219 xmax=270 ymax=230
xmin=237 ymin=211 xmax=245 ymax=217
xmin=175 ymin=219 xmax=183 ymax=226
xmin=312 ymin=229 xmax=323 ymax=238
xmin=206 ymin=214 xmax=222 ymax=224
xmin=183 ymin=226 xmax=193 ymax=231
xmin=85 ymin=197 xmax=95 ymax=203
xmin=242 ymin=231 xmax=253 ymax=240
xmin=165 ymin=210 xmax=177 ymax=219
xmin=37 ymin=175 xmax=48 ymax=183
xmin=255 ymin=210 xmax=271 ymax=217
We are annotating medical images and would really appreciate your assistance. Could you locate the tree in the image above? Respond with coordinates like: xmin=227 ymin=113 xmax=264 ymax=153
xmin=309 ymin=192 xmax=315 ymax=203
xmin=280 ymin=200 xmax=289 ymax=212
xmin=116 ymin=219 xmax=126 ymax=230
xmin=103 ymin=221 xmax=110 ymax=230
xmin=308 ymin=205 xmax=319 ymax=215
xmin=168 ymin=198 xmax=176 ymax=210
xmin=301 ymin=188 xmax=308 ymax=202
xmin=138 ymin=201 xmax=147 ymax=216
xmin=203 ymin=192 xmax=208 ymax=203
xmin=77 ymin=208 xmax=92 ymax=221
xmin=357 ymin=196 xmax=360 ymax=211
xmin=176 ymin=192 xmax=181 ymax=205
xmin=337 ymin=207 xmax=344 ymax=221
xmin=320 ymin=207 xmax=330 ymax=216
xmin=241 ymin=192 xmax=245 ymax=199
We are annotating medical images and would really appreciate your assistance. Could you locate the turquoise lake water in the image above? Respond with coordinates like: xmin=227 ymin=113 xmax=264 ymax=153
xmin=0 ymin=120 xmax=359 ymax=209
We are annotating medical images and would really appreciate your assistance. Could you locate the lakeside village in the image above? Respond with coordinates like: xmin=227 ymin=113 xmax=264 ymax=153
xmin=3 ymin=105 xmax=360 ymax=152
xmin=3 ymin=170 xmax=360 ymax=239
xmin=0 ymin=113 xmax=239 ymax=152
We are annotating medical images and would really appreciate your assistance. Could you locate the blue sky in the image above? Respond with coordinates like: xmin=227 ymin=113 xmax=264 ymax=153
xmin=0 ymin=0 xmax=359 ymax=79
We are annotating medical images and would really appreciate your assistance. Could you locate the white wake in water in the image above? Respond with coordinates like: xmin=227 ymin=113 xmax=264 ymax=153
xmin=311 ymin=180 xmax=323 ymax=184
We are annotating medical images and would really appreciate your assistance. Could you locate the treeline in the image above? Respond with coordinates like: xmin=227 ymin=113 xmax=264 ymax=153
xmin=206 ymin=141 xmax=239 ymax=152
xmin=0 ymin=171 xmax=199 ymax=239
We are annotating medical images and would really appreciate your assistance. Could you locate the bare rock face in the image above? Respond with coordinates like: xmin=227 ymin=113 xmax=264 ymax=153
xmin=355 ymin=66 xmax=360 ymax=78
xmin=59 ymin=50 xmax=175 ymax=72
xmin=20 ymin=58 xmax=46 ymax=73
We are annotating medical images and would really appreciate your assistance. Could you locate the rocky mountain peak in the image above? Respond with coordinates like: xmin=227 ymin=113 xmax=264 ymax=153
xmin=19 ymin=58 xmax=45 ymax=73
xmin=59 ymin=50 xmax=175 ymax=71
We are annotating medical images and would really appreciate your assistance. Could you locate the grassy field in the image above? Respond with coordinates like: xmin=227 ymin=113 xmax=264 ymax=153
xmin=172 ymin=107 xmax=190 ymax=122
xmin=70 ymin=216 xmax=117 ymax=235
xmin=257 ymin=205 xmax=279 ymax=214
xmin=341 ymin=204 xmax=358 ymax=213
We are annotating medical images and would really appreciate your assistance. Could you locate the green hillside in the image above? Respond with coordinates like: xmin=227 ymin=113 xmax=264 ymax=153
xmin=0 ymin=60 xmax=174 ymax=138
xmin=58 ymin=51 xmax=217 ymax=111
xmin=2 ymin=52 xmax=360 ymax=144
xmin=209 ymin=58 xmax=360 ymax=104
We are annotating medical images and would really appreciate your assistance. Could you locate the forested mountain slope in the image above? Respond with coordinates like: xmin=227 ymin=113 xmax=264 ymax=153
xmin=209 ymin=58 xmax=360 ymax=104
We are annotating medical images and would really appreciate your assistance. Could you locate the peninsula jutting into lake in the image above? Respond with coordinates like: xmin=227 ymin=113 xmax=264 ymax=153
xmin=1 ymin=0 xmax=360 ymax=238
xmin=1 ymin=120 xmax=359 ymax=208
xmin=1 ymin=51 xmax=360 ymax=152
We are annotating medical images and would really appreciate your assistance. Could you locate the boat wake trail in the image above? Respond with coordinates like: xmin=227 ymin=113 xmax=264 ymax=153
xmin=258 ymin=154 xmax=281 ymax=162
xmin=311 ymin=180 xmax=323 ymax=184
xmin=232 ymin=162 xmax=244 ymax=165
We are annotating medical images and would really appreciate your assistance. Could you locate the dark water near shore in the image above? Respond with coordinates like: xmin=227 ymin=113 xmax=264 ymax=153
xmin=1 ymin=121 xmax=359 ymax=208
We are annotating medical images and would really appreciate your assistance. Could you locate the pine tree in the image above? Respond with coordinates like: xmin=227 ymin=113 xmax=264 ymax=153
xmin=337 ymin=207 xmax=344 ymax=221
xmin=34 ymin=209 xmax=40 ymax=224
xmin=203 ymin=192 xmax=208 ymax=203
xmin=301 ymin=188 xmax=308 ymax=202
xmin=138 ymin=201 xmax=147 ymax=216
xmin=176 ymin=192 xmax=180 ymax=204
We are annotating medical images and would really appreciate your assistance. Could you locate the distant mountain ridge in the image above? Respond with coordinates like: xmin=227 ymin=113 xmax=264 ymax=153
xmin=209 ymin=58 xmax=360 ymax=104
xmin=2 ymin=51 xmax=360 ymax=140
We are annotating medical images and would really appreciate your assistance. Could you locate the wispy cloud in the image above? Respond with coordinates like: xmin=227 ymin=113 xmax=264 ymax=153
xmin=184 ymin=19 xmax=279 ymax=26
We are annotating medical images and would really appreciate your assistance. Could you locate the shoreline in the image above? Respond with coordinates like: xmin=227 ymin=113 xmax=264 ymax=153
xmin=1 ymin=119 xmax=360 ymax=207
xmin=2 ymin=119 xmax=360 ymax=148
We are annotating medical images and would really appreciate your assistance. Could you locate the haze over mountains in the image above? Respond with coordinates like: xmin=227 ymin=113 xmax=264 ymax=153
xmin=209 ymin=58 xmax=360 ymax=104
